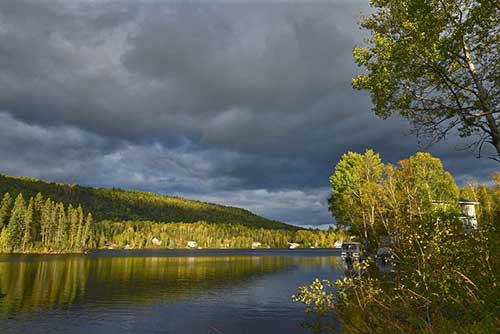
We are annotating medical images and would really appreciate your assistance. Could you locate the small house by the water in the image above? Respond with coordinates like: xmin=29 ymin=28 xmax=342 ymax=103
xmin=104 ymin=240 xmax=116 ymax=249
xmin=458 ymin=198 xmax=480 ymax=230
xmin=432 ymin=198 xmax=480 ymax=230
xmin=152 ymin=237 xmax=162 ymax=247
xmin=187 ymin=241 xmax=198 ymax=248
xmin=251 ymin=242 xmax=262 ymax=249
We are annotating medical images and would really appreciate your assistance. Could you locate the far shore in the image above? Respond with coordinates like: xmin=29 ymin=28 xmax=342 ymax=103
xmin=1 ymin=247 xmax=340 ymax=256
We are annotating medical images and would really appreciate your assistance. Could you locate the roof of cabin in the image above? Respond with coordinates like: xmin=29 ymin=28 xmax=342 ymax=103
xmin=458 ymin=198 xmax=480 ymax=205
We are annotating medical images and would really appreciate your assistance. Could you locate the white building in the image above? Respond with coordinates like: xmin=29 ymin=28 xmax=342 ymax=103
xmin=432 ymin=199 xmax=480 ymax=231
xmin=458 ymin=199 xmax=480 ymax=230
xmin=251 ymin=242 xmax=262 ymax=249
xmin=187 ymin=241 xmax=198 ymax=248
xmin=152 ymin=237 xmax=162 ymax=246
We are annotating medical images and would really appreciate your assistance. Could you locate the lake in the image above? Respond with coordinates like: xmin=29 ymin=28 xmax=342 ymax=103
xmin=0 ymin=249 xmax=343 ymax=334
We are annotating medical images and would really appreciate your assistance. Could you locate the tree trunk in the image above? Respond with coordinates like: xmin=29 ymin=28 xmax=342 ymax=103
xmin=463 ymin=43 xmax=500 ymax=159
xmin=484 ymin=113 xmax=500 ymax=158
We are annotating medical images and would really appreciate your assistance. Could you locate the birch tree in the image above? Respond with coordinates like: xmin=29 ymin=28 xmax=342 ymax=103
xmin=353 ymin=0 xmax=500 ymax=160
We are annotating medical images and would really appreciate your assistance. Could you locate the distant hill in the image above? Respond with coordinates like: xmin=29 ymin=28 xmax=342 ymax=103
xmin=0 ymin=174 xmax=294 ymax=230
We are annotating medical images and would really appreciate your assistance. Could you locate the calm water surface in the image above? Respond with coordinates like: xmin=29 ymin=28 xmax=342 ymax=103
xmin=0 ymin=249 xmax=343 ymax=334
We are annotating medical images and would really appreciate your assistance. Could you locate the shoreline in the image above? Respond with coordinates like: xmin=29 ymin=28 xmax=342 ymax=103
xmin=1 ymin=247 xmax=341 ymax=256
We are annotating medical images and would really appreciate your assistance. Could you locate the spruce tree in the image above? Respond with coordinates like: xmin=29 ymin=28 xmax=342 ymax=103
xmin=6 ymin=194 xmax=26 ymax=251
xmin=0 ymin=193 xmax=13 ymax=230
xmin=76 ymin=205 xmax=84 ymax=248
xmin=41 ymin=199 xmax=53 ymax=247
xmin=49 ymin=200 xmax=58 ymax=247
xmin=68 ymin=204 xmax=79 ymax=249
xmin=33 ymin=193 xmax=44 ymax=240
xmin=82 ymin=213 xmax=93 ymax=248
xmin=55 ymin=203 xmax=67 ymax=250
xmin=22 ymin=198 xmax=34 ymax=251
xmin=0 ymin=228 xmax=9 ymax=252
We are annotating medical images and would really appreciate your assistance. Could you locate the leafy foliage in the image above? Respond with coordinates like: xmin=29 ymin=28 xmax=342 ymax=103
xmin=93 ymin=220 xmax=345 ymax=249
xmin=353 ymin=0 xmax=500 ymax=159
xmin=328 ymin=150 xmax=384 ymax=242
xmin=329 ymin=151 xmax=459 ymax=246
xmin=295 ymin=152 xmax=500 ymax=333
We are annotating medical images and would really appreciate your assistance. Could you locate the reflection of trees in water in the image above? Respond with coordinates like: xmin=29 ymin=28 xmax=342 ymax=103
xmin=0 ymin=255 xmax=340 ymax=313
xmin=0 ymin=257 xmax=89 ymax=313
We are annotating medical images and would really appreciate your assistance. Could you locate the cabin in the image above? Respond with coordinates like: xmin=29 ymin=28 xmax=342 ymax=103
xmin=251 ymin=242 xmax=262 ymax=249
xmin=432 ymin=198 xmax=480 ymax=230
xmin=104 ymin=240 xmax=116 ymax=249
xmin=187 ymin=241 xmax=198 ymax=248
xmin=152 ymin=237 xmax=162 ymax=247
xmin=288 ymin=242 xmax=300 ymax=249
xmin=458 ymin=198 xmax=480 ymax=230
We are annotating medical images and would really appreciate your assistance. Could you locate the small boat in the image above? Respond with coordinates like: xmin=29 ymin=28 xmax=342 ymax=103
xmin=341 ymin=242 xmax=361 ymax=262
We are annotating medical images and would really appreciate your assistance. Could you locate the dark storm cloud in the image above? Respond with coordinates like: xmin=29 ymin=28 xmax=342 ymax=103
xmin=0 ymin=1 xmax=497 ymax=227
xmin=0 ymin=112 xmax=239 ymax=193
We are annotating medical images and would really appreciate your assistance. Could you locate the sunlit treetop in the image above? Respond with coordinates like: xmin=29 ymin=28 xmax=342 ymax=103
xmin=353 ymin=0 xmax=500 ymax=160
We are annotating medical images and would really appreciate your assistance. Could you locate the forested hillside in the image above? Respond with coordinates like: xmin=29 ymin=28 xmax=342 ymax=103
xmin=0 ymin=174 xmax=290 ymax=229
xmin=0 ymin=190 xmax=344 ymax=253
xmin=0 ymin=174 xmax=349 ymax=253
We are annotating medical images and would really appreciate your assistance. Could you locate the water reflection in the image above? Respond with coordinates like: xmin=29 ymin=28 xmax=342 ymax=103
xmin=0 ymin=251 xmax=341 ymax=316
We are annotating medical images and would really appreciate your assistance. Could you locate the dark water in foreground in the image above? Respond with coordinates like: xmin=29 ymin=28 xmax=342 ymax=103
xmin=0 ymin=249 xmax=343 ymax=334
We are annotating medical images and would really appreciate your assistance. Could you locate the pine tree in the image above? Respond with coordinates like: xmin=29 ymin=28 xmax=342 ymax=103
xmin=33 ymin=193 xmax=44 ymax=241
xmin=41 ymin=199 xmax=53 ymax=247
xmin=55 ymin=203 xmax=67 ymax=250
xmin=75 ymin=205 xmax=84 ymax=248
xmin=0 ymin=193 xmax=13 ymax=230
xmin=22 ymin=198 xmax=34 ymax=251
xmin=0 ymin=228 xmax=9 ymax=252
xmin=34 ymin=193 xmax=44 ymax=211
xmin=6 ymin=194 xmax=26 ymax=251
xmin=82 ymin=213 xmax=93 ymax=248
xmin=68 ymin=204 xmax=79 ymax=249
xmin=49 ymin=200 xmax=58 ymax=247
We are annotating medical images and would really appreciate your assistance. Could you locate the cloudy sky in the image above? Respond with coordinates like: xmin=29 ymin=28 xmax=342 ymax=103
xmin=0 ymin=1 xmax=497 ymax=227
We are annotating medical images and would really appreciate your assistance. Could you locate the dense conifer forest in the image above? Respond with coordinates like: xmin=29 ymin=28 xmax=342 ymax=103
xmin=0 ymin=192 xmax=93 ymax=253
xmin=0 ymin=174 xmax=290 ymax=229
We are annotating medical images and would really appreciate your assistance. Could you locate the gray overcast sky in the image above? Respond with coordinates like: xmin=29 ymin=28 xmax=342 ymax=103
xmin=0 ymin=1 xmax=497 ymax=227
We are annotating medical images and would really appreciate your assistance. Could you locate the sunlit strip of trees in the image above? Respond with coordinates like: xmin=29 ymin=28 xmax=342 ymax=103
xmin=93 ymin=221 xmax=346 ymax=249
xmin=0 ymin=192 xmax=346 ymax=253
xmin=0 ymin=193 xmax=94 ymax=253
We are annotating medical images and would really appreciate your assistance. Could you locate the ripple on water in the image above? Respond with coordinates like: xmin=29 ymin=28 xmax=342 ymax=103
xmin=0 ymin=249 xmax=343 ymax=334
